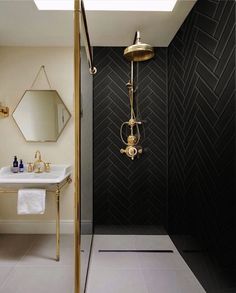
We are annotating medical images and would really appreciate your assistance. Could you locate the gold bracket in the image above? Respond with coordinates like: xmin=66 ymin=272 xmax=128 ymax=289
xmin=0 ymin=106 xmax=9 ymax=117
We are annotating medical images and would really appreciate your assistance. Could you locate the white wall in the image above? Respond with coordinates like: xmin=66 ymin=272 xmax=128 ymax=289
xmin=0 ymin=47 xmax=74 ymax=233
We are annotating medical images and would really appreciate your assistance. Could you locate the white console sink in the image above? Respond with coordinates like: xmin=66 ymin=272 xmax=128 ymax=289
xmin=0 ymin=165 xmax=72 ymax=184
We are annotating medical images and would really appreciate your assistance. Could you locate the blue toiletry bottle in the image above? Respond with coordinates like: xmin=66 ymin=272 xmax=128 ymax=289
xmin=19 ymin=159 xmax=24 ymax=172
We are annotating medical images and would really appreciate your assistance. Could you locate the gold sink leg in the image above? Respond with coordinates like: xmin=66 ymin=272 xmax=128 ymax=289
xmin=56 ymin=184 xmax=60 ymax=261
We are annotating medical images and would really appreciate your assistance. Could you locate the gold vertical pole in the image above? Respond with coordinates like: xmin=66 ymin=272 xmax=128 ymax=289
xmin=56 ymin=184 xmax=60 ymax=261
xmin=74 ymin=0 xmax=81 ymax=292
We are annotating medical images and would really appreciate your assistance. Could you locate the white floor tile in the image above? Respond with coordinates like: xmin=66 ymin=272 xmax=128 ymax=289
xmin=0 ymin=267 xmax=13 ymax=289
xmin=92 ymin=235 xmax=136 ymax=250
xmin=81 ymin=235 xmax=93 ymax=252
xmin=142 ymin=269 xmax=205 ymax=293
xmin=138 ymin=251 xmax=187 ymax=270
xmin=0 ymin=234 xmax=74 ymax=293
xmin=86 ymin=269 xmax=148 ymax=293
xmin=90 ymin=251 xmax=141 ymax=270
xmin=16 ymin=235 xmax=73 ymax=266
xmin=0 ymin=235 xmax=34 ymax=266
xmin=0 ymin=266 xmax=74 ymax=293
xmin=134 ymin=235 xmax=177 ymax=251
xmin=81 ymin=235 xmax=93 ymax=293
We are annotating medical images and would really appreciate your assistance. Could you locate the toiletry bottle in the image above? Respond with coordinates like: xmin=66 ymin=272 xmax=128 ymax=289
xmin=12 ymin=156 xmax=19 ymax=173
xmin=27 ymin=162 xmax=33 ymax=173
xmin=19 ymin=159 xmax=24 ymax=172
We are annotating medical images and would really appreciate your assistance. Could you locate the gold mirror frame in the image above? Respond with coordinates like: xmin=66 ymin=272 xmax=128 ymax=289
xmin=12 ymin=90 xmax=71 ymax=142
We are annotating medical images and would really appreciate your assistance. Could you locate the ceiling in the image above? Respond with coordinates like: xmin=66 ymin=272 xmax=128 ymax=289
xmin=0 ymin=0 xmax=197 ymax=47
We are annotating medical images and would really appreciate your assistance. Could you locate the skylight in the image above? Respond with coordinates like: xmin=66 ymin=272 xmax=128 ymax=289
xmin=34 ymin=0 xmax=178 ymax=11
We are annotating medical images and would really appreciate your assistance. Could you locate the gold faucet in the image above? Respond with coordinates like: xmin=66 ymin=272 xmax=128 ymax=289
xmin=33 ymin=150 xmax=46 ymax=173
xmin=35 ymin=150 xmax=41 ymax=162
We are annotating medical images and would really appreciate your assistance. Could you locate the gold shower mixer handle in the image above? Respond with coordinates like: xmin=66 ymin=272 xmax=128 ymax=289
xmin=120 ymin=145 xmax=142 ymax=160
xmin=120 ymin=146 xmax=137 ymax=160
xmin=138 ymin=148 xmax=143 ymax=154
xmin=128 ymin=118 xmax=142 ymax=127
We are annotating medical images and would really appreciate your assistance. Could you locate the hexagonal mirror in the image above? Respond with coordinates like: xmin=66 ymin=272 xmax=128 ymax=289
xmin=12 ymin=90 xmax=71 ymax=142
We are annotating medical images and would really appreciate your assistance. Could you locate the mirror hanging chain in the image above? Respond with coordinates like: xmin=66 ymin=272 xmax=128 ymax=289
xmin=30 ymin=65 xmax=52 ymax=89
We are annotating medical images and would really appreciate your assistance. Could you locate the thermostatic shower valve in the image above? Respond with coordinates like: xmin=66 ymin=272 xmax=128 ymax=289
xmin=120 ymin=135 xmax=142 ymax=160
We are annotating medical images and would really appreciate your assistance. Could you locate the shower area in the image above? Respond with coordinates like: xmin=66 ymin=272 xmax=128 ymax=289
xmin=80 ymin=1 xmax=235 ymax=292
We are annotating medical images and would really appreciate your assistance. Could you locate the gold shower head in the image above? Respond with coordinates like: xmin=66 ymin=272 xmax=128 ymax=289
xmin=124 ymin=31 xmax=154 ymax=62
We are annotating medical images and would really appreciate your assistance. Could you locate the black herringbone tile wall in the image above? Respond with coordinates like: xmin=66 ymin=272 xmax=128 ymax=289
xmin=168 ymin=0 xmax=235 ymax=268
xmin=93 ymin=47 xmax=168 ymax=225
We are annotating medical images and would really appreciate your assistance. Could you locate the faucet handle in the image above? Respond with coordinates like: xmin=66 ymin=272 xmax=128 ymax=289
xmin=45 ymin=162 xmax=51 ymax=173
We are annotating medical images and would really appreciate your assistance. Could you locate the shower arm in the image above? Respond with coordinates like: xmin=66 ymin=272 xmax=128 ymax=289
xmin=132 ymin=31 xmax=141 ymax=45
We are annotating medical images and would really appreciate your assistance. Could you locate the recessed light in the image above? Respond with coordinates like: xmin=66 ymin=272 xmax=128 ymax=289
xmin=34 ymin=0 xmax=73 ymax=10
xmin=34 ymin=0 xmax=178 ymax=11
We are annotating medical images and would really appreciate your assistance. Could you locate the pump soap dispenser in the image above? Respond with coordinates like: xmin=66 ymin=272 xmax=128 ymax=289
xmin=12 ymin=156 xmax=19 ymax=173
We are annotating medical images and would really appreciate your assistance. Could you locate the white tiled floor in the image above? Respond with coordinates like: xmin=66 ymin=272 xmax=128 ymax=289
xmin=1 ymin=266 xmax=74 ymax=293
xmin=86 ymin=235 xmax=206 ymax=293
xmin=0 ymin=234 xmax=207 ymax=293
xmin=0 ymin=234 xmax=74 ymax=293
xmin=81 ymin=235 xmax=93 ymax=293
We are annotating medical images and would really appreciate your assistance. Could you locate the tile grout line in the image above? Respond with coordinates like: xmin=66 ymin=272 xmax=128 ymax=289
xmin=0 ymin=266 xmax=15 ymax=291
xmin=14 ymin=235 xmax=39 ymax=267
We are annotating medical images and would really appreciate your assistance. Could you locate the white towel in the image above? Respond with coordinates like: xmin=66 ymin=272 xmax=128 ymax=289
xmin=17 ymin=189 xmax=46 ymax=215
